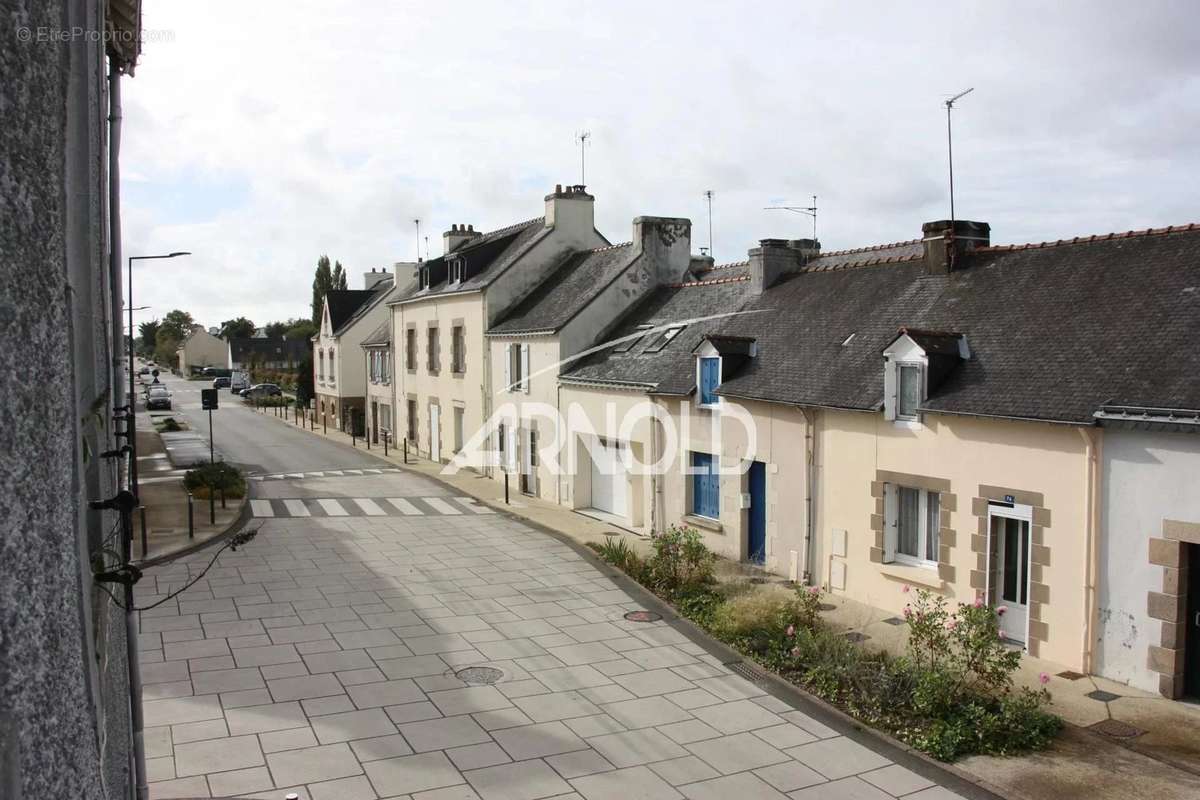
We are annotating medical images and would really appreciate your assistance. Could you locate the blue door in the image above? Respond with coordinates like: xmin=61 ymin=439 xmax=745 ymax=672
xmin=748 ymin=460 xmax=767 ymax=563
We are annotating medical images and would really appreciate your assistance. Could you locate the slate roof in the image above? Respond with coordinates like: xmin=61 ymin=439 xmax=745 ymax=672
xmin=488 ymin=243 xmax=638 ymax=335
xmin=560 ymin=224 xmax=1200 ymax=424
xmin=360 ymin=319 xmax=391 ymax=348
xmin=332 ymin=281 xmax=394 ymax=337
xmin=390 ymin=218 xmax=550 ymax=304
xmin=325 ymin=290 xmax=377 ymax=333
xmin=560 ymin=276 xmax=754 ymax=392
xmin=228 ymin=337 xmax=309 ymax=364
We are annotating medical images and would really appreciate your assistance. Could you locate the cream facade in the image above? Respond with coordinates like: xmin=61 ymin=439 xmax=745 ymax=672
xmin=363 ymin=329 xmax=394 ymax=446
xmin=176 ymin=328 xmax=227 ymax=374
xmin=315 ymin=287 xmax=391 ymax=432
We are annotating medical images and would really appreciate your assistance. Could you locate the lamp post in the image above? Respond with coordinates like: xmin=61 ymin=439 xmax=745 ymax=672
xmin=127 ymin=251 xmax=190 ymax=500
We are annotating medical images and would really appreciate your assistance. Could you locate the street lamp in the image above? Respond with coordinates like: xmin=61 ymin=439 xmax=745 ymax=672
xmin=127 ymin=251 xmax=190 ymax=500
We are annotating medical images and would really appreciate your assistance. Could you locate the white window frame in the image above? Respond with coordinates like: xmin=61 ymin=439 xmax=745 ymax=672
xmin=883 ymin=483 xmax=940 ymax=569
xmin=505 ymin=342 xmax=530 ymax=393
xmin=895 ymin=361 xmax=923 ymax=422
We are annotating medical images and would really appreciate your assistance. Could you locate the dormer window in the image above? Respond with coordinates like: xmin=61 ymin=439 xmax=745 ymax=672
xmin=883 ymin=327 xmax=968 ymax=425
xmin=693 ymin=336 xmax=754 ymax=409
xmin=698 ymin=357 xmax=721 ymax=406
xmin=418 ymin=267 xmax=429 ymax=291
xmin=613 ymin=324 xmax=652 ymax=353
xmin=449 ymin=259 xmax=465 ymax=284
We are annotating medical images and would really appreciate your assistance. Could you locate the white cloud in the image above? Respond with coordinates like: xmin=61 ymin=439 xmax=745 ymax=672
xmin=122 ymin=0 xmax=1200 ymax=329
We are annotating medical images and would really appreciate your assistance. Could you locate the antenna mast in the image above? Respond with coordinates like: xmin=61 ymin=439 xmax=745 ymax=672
xmin=414 ymin=219 xmax=421 ymax=262
xmin=764 ymin=195 xmax=818 ymax=240
xmin=944 ymin=87 xmax=974 ymax=227
xmin=424 ymin=235 xmax=430 ymax=261
xmin=703 ymin=190 xmax=714 ymax=259
xmin=576 ymin=131 xmax=591 ymax=185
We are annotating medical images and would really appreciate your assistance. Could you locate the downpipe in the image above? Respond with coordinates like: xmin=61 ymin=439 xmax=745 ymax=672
xmin=801 ymin=408 xmax=817 ymax=585
xmin=1078 ymin=427 xmax=1102 ymax=675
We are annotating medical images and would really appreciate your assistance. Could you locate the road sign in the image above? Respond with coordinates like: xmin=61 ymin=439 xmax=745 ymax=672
xmin=201 ymin=388 xmax=219 ymax=410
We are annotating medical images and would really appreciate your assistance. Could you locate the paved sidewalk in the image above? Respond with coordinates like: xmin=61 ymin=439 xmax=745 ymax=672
xmin=139 ymin=489 xmax=980 ymax=799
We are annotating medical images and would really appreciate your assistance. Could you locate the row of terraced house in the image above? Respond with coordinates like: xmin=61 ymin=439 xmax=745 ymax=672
xmin=312 ymin=183 xmax=1200 ymax=701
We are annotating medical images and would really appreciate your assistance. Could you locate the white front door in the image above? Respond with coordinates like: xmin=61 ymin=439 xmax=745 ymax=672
xmin=588 ymin=438 xmax=627 ymax=518
xmin=429 ymin=404 xmax=441 ymax=462
xmin=986 ymin=504 xmax=1032 ymax=644
xmin=520 ymin=428 xmax=538 ymax=496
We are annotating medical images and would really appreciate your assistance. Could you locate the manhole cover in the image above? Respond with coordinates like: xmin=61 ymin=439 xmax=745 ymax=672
xmin=1090 ymin=719 xmax=1144 ymax=739
xmin=1057 ymin=670 xmax=1086 ymax=681
xmin=818 ymin=603 xmax=836 ymax=612
xmin=881 ymin=616 xmax=906 ymax=626
xmin=1086 ymin=689 xmax=1122 ymax=703
xmin=843 ymin=631 xmax=869 ymax=643
xmin=624 ymin=610 xmax=662 ymax=623
xmin=454 ymin=666 xmax=504 ymax=685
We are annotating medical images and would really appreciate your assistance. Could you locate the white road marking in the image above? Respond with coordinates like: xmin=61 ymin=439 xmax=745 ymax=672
xmin=387 ymin=498 xmax=423 ymax=515
xmin=287 ymin=473 xmax=304 ymax=479
xmin=317 ymin=499 xmax=348 ymax=516
xmin=343 ymin=469 xmax=363 ymax=475
xmin=353 ymin=498 xmax=387 ymax=516
xmin=423 ymin=497 xmax=461 ymax=515
xmin=325 ymin=470 xmax=344 ymax=476
xmin=250 ymin=500 xmax=275 ymax=517
xmin=363 ymin=469 xmax=382 ymax=474
xmin=307 ymin=472 xmax=324 ymax=478
xmin=455 ymin=496 xmax=495 ymax=514
xmin=283 ymin=499 xmax=311 ymax=517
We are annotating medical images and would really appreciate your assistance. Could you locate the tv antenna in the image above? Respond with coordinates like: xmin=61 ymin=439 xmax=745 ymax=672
xmin=944 ymin=87 xmax=974 ymax=226
xmin=424 ymin=235 xmax=430 ymax=261
xmin=765 ymin=195 xmax=818 ymax=240
xmin=414 ymin=219 xmax=422 ymax=262
xmin=576 ymin=131 xmax=591 ymax=185
xmin=703 ymin=190 xmax=714 ymax=259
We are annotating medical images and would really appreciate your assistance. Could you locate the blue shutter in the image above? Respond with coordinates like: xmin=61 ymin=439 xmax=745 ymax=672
xmin=700 ymin=358 xmax=720 ymax=405
xmin=691 ymin=452 xmax=719 ymax=518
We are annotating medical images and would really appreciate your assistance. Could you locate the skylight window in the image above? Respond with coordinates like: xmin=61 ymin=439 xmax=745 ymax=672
xmin=644 ymin=325 xmax=685 ymax=353
xmin=842 ymin=333 xmax=856 ymax=346
xmin=612 ymin=324 xmax=652 ymax=353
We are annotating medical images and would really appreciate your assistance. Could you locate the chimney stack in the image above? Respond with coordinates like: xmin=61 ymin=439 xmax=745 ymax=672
xmin=363 ymin=267 xmax=392 ymax=290
xmin=632 ymin=216 xmax=692 ymax=283
xmin=443 ymin=223 xmax=480 ymax=254
xmin=921 ymin=220 xmax=990 ymax=274
xmin=544 ymin=182 xmax=595 ymax=238
xmin=749 ymin=239 xmax=798 ymax=295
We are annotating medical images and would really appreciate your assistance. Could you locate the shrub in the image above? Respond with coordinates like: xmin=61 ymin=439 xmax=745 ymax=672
xmin=644 ymin=525 xmax=715 ymax=600
xmin=184 ymin=461 xmax=246 ymax=499
xmin=154 ymin=417 xmax=184 ymax=432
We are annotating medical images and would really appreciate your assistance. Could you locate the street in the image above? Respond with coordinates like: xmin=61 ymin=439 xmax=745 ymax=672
xmin=137 ymin=375 xmax=973 ymax=800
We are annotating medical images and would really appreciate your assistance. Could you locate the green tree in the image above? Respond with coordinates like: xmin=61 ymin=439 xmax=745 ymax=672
xmin=284 ymin=320 xmax=318 ymax=340
xmin=159 ymin=309 xmax=195 ymax=342
xmin=154 ymin=329 xmax=181 ymax=368
xmin=219 ymin=317 xmax=257 ymax=339
xmin=333 ymin=260 xmax=347 ymax=290
xmin=138 ymin=319 xmax=161 ymax=356
xmin=295 ymin=351 xmax=314 ymax=405
xmin=263 ymin=320 xmax=290 ymax=338
xmin=312 ymin=255 xmax=333 ymax=326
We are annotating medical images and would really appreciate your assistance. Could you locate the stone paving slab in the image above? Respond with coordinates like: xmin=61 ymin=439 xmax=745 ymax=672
xmin=140 ymin=471 xmax=978 ymax=800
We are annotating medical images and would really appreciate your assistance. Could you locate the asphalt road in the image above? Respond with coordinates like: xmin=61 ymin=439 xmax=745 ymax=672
xmin=151 ymin=372 xmax=388 ymax=477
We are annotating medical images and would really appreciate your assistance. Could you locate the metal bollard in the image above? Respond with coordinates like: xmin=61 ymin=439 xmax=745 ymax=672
xmin=187 ymin=493 xmax=194 ymax=539
xmin=323 ymin=414 xmax=327 ymax=435
xmin=384 ymin=432 xmax=388 ymax=457
xmin=220 ymin=483 xmax=226 ymax=509
xmin=366 ymin=428 xmax=370 ymax=450
xmin=403 ymin=438 xmax=408 ymax=464
xmin=139 ymin=505 xmax=148 ymax=557
xmin=504 ymin=473 xmax=510 ymax=505
xmin=209 ymin=483 xmax=215 ymax=525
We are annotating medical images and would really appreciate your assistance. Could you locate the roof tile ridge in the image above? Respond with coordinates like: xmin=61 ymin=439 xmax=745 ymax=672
xmin=800 ymin=253 xmax=923 ymax=272
xmin=664 ymin=275 xmax=751 ymax=288
xmin=589 ymin=241 xmax=633 ymax=253
xmin=481 ymin=216 xmax=546 ymax=238
xmin=979 ymin=222 xmax=1200 ymax=252
xmin=817 ymin=238 xmax=922 ymax=258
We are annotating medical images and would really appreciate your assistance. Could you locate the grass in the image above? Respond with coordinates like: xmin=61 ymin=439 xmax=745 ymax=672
xmin=153 ymin=417 xmax=185 ymax=432
xmin=184 ymin=461 xmax=246 ymax=500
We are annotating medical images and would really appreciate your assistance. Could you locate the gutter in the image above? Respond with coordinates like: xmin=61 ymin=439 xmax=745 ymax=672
xmin=1077 ymin=427 xmax=1103 ymax=675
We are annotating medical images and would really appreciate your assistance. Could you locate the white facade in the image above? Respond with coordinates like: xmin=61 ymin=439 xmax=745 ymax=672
xmin=314 ymin=288 xmax=392 ymax=430
xmin=1097 ymin=427 xmax=1200 ymax=692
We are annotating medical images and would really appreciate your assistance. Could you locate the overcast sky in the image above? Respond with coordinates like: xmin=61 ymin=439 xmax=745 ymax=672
xmin=122 ymin=1 xmax=1200 ymax=331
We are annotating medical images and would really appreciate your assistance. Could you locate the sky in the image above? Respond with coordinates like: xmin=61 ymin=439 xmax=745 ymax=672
xmin=122 ymin=0 xmax=1200 ymax=331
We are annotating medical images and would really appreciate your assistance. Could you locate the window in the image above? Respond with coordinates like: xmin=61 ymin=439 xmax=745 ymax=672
xmin=506 ymin=343 xmax=529 ymax=392
xmin=897 ymin=363 xmax=921 ymax=419
xmin=497 ymin=422 xmax=506 ymax=466
xmin=452 ymin=325 xmax=465 ymax=374
xmin=450 ymin=259 xmax=465 ymax=284
xmin=406 ymin=399 xmax=418 ymax=443
xmin=698 ymin=357 xmax=721 ymax=406
xmin=418 ymin=267 xmax=428 ymax=290
xmin=427 ymin=327 xmax=439 ymax=373
xmin=690 ymin=452 xmax=720 ymax=519
xmin=318 ymin=349 xmax=325 ymax=381
xmin=613 ymin=324 xmax=652 ymax=353
xmin=328 ymin=349 xmax=335 ymax=384
xmin=406 ymin=328 xmax=416 ymax=371
xmin=886 ymin=485 xmax=940 ymax=566
xmin=380 ymin=405 xmax=391 ymax=433
xmin=453 ymin=407 xmax=464 ymax=453
xmin=382 ymin=348 xmax=391 ymax=383
xmin=644 ymin=325 xmax=685 ymax=353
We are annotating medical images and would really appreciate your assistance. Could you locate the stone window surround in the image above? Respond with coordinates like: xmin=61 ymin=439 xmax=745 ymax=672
xmin=869 ymin=470 xmax=957 ymax=587
xmin=427 ymin=396 xmax=441 ymax=461
xmin=969 ymin=485 xmax=1052 ymax=658
xmin=426 ymin=321 xmax=440 ymax=376
xmin=405 ymin=324 xmax=417 ymax=374
xmin=405 ymin=393 xmax=418 ymax=445
xmin=1147 ymin=518 xmax=1200 ymax=698
xmin=451 ymin=318 xmax=466 ymax=377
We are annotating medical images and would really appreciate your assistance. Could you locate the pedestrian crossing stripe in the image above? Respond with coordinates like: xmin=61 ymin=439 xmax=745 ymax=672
xmin=249 ymin=496 xmax=492 ymax=518
xmin=247 ymin=467 xmax=404 ymax=481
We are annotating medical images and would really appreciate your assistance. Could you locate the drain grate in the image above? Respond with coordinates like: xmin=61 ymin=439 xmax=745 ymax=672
xmin=726 ymin=660 xmax=766 ymax=684
xmin=1086 ymin=689 xmax=1122 ymax=702
xmin=454 ymin=666 xmax=504 ymax=685
xmin=1056 ymin=670 xmax=1086 ymax=681
xmin=1089 ymin=718 xmax=1145 ymax=739
xmin=624 ymin=610 xmax=662 ymax=623
xmin=881 ymin=617 xmax=906 ymax=626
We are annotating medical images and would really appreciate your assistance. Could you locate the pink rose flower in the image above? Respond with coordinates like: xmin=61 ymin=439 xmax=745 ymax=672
xmin=945 ymin=619 xmax=958 ymax=630
xmin=786 ymin=625 xmax=795 ymax=637
xmin=902 ymin=605 xmax=912 ymax=618
xmin=808 ymin=586 xmax=820 ymax=596
xmin=901 ymin=584 xmax=911 ymax=594
xmin=1038 ymin=672 xmax=1051 ymax=685
xmin=973 ymin=596 xmax=984 ymax=608
xmin=996 ymin=606 xmax=1008 ymax=617
xmin=791 ymin=646 xmax=801 ymax=657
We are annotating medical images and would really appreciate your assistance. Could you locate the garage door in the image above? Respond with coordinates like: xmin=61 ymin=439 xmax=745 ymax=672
xmin=589 ymin=438 xmax=627 ymax=519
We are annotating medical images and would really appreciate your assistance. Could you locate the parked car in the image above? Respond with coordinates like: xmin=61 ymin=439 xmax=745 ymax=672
xmin=138 ymin=366 xmax=151 ymax=375
xmin=212 ymin=376 xmax=231 ymax=389
xmin=242 ymin=383 xmax=282 ymax=400
xmin=230 ymin=370 xmax=250 ymax=393
xmin=145 ymin=385 xmax=172 ymax=410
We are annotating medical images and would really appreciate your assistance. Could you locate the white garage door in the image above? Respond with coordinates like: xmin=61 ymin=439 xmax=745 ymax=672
xmin=589 ymin=438 xmax=627 ymax=519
